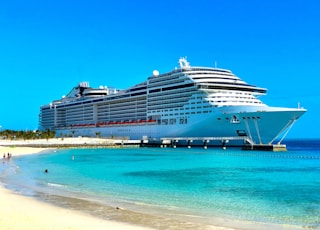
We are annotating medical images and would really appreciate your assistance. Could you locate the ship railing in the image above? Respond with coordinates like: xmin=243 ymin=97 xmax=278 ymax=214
xmin=63 ymin=119 xmax=158 ymax=129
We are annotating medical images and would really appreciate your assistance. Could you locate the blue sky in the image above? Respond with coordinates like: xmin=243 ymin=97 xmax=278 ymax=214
xmin=0 ymin=0 xmax=319 ymax=138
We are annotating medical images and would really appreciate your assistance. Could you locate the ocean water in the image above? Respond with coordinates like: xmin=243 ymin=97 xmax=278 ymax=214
xmin=1 ymin=139 xmax=320 ymax=229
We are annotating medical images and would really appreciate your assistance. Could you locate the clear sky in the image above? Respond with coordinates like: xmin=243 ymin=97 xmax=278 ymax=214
xmin=1 ymin=0 xmax=319 ymax=138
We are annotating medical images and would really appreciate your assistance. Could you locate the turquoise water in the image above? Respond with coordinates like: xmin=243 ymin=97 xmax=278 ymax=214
xmin=1 ymin=140 xmax=320 ymax=229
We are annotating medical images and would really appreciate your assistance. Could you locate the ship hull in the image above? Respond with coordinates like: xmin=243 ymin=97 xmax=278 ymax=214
xmin=54 ymin=106 xmax=306 ymax=146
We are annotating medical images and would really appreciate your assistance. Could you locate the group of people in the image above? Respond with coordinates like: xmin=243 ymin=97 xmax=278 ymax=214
xmin=3 ymin=152 xmax=12 ymax=159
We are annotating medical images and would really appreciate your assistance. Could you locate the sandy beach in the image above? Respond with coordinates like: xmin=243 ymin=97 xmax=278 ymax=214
xmin=0 ymin=144 xmax=151 ymax=230
xmin=0 ymin=185 xmax=150 ymax=230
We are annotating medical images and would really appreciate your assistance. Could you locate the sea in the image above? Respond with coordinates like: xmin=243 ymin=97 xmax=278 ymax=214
xmin=1 ymin=139 xmax=320 ymax=229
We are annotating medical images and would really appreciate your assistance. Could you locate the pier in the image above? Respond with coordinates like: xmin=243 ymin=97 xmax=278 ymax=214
xmin=140 ymin=136 xmax=287 ymax=151
xmin=0 ymin=137 xmax=287 ymax=151
xmin=242 ymin=143 xmax=287 ymax=151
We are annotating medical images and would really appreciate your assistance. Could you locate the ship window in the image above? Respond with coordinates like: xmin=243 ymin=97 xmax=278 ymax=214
xmin=237 ymin=130 xmax=247 ymax=136
xmin=169 ymin=118 xmax=176 ymax=124
xmin=179 ymin=118 xmax=188 ymax=124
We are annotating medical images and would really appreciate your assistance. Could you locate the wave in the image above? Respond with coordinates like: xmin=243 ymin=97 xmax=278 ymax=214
xmin=47 ymin=182 xmax=66 ymax=188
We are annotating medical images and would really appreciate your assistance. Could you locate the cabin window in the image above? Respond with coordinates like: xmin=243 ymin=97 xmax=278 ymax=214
xmin=162 ymin=119 xmax=168 ymax=125
xmin=169 ymin=119 xmax=176 ymax=124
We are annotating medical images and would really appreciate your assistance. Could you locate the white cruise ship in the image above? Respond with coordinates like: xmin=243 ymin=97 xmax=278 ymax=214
xmin=39 ymin=58 xmax=306 ymax=146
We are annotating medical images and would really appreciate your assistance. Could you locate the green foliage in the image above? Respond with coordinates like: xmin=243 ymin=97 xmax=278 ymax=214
xmin=0 ymin=129 xmax=55 ymax=140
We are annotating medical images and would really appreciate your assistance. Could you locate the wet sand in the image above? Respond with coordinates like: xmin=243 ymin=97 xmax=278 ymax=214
xmin=0 ymin=185 xmax=152 ymax=230
xmin=0 ymin=144 xmax=151 ymax=230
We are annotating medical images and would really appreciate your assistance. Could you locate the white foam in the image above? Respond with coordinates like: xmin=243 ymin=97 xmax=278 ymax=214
xmin=47 ymin=183 xmax=65 ymax=188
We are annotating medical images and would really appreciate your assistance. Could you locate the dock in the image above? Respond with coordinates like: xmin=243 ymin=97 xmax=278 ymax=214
xmin=140 ymin=136 xmax=287 ymax=151
xmin=0 ymin=137 xmax=287 ymax=151
xmin=242 ymin=143 xmax=287 ymax=151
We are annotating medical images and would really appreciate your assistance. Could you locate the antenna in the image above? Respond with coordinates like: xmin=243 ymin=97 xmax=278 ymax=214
xmin=214 ymin=61 xmax=217 ymax=68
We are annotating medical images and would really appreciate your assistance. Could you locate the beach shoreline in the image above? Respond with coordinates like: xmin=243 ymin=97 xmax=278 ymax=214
xmin=0 ymin=185 xmax=152 ymax=230
xmin=0 ymin=140 xmax=304 ymax=230
xmin=0 ymin=142 xmax=229 ymax=230
xmin=0 ymin=144 xmax=153 ymax=230
xmin=0 ymin=137 xmax=138 ymax=149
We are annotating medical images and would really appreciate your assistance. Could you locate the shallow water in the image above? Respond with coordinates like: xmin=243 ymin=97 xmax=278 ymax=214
xmin=1 ymin=140 xmax=320 ymax=229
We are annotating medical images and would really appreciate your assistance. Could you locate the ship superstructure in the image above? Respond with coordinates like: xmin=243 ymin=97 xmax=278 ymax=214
xmin=39 ymin=58 xmax=306 ymax=146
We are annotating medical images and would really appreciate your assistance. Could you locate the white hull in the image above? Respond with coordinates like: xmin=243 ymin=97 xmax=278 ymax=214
xmin=55 ymin=106 xmax=305 ymax=145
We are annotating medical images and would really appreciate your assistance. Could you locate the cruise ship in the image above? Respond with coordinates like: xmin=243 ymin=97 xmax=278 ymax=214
xmin=39 ymin=58 xmax=306 ymax=146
